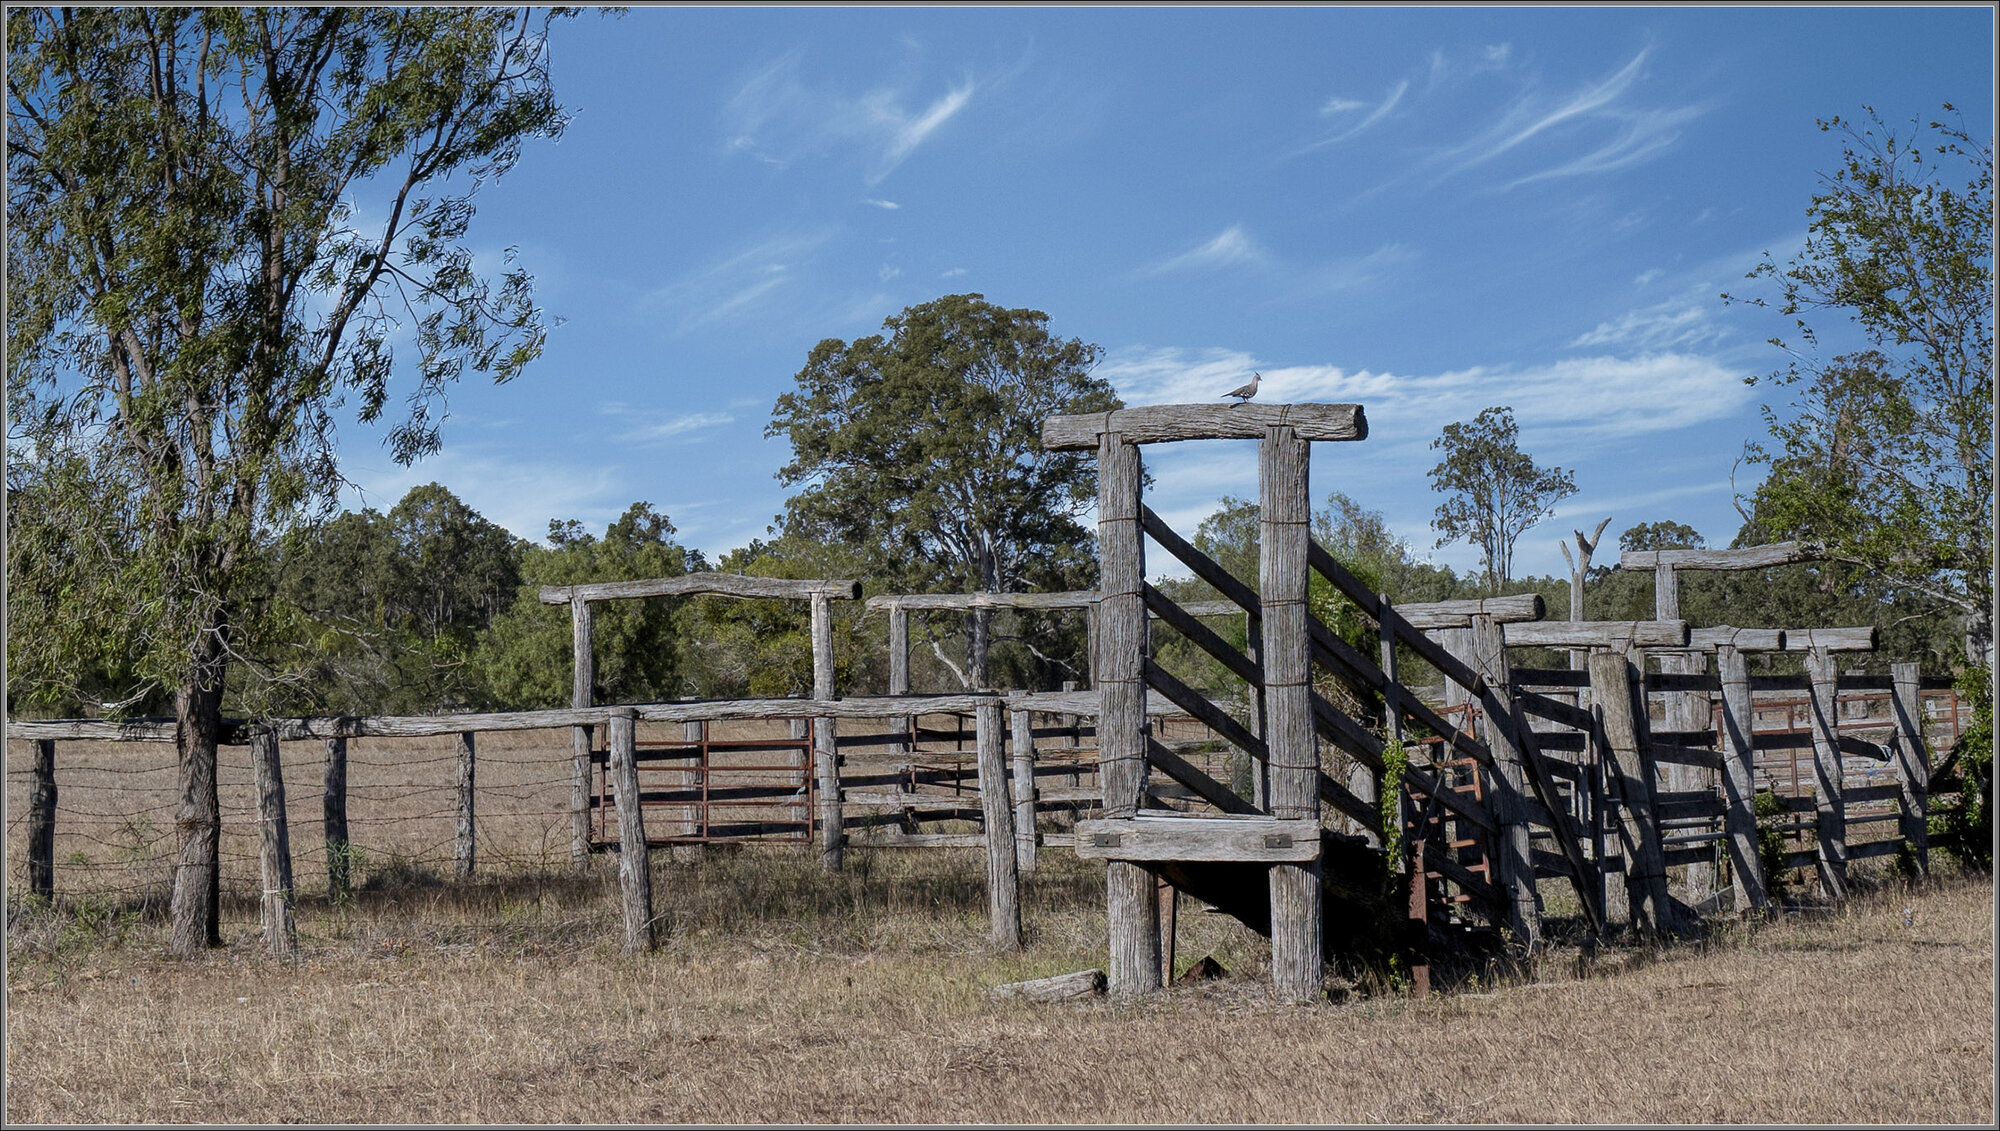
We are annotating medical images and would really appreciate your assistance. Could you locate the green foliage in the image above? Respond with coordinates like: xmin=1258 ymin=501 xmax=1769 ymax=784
xmin=1932 ymin=665 xmax=1992 ymax=869
xmin=1752 ymin=789 xmax=1792 ymax=889
xmin=1379 ymin=737 xmax=1410 ymax=874
xmin=1619 ymin=521 xmax=1706 ymax=553
xmin=1725 ymin=107 xmax=1993 ymax=657
xmin=271 ymin=483 xmax=524 ymax=713
xmin=685 ymin=534 xmax=877 ymax=699
xmin=767 ymin=294 xmax=1118 ymax=686
xmin=477 ymin=503 xmax=705 ymax=709
xmin=1428 ymin=407 xmax=1577 ymax=594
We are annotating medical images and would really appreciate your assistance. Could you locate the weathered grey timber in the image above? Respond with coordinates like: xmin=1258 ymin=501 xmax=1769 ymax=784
xmin=976 ymin=700 xmax=1022 ymax=949
xmin=1501 ymin=620 xmax=1689 ymax=649
xmin=988 ymin=969 xmax=1105 ymax=1002
xmin=571 ymin=594 xmax=595 ymax=869
xmin=1041 ymin=402 xmax=1367 ymax=450
xmin=1617 ymin=542 xmax=1816 ymax=571
xmin=888 ymin=603 xmax=910 ymax=751
xmin=1715 ymin=646 xmax=1766 ymax=913
xmin=454 ymin=731 xmax=476 ymax=880
xmin=1687 ymin=627 xmax=1788 ymax=652
xmin=1074 ymin=815 xmax=1321 ymax=862
xmin=811 ymin=592 xmax=842 ymax=873
xmin=1472 ymin=614 xmax=1540 ymax=948
xmin=1396 ymin=594 xmax=1545 ymax=630
xmin=1561 ymin=518 xmax=1613 ymax=679
xmin=29 ymin=739 xmax=57 ymax=901
xmin=323 ymin=737 xmax=351 ymax=901
xmin=539 ymin=574 xmax=862 ymax=605
xmin=1096 ymin=431 xmax=1161 ymax=996
xmin=1782 ymin=627 xmax=1878 ymax=653
xmin=1261 ymin=426 xmax=1323 ymax=1003
xmin=251 ymin=728 xmax=298 ymax=957
xmin=1589 ymin=652 xmax=1680 ymax=936
xmin=1009 ymin=696 xmax=1038 ymax=874
xmin=1664 ymin=650 xmax=1714 ymax=901
xmin=607 ymin=710 xmax=656 ymax=952
xmin=866 ymin=591 xmax=1097 ymax=611
xmin=1804 ymin=648 xmax=1848 ymax=900
xmin=1891 ymin=662 xmax=1929 ymax=876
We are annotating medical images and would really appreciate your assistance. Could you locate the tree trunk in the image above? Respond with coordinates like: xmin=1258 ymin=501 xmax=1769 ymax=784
xmin=169 ymin=651 xmax=226 ymax=956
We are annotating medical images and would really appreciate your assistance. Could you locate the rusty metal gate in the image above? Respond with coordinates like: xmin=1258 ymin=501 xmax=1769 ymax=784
xmin=591 ymin=720 xmax=816 ymax=847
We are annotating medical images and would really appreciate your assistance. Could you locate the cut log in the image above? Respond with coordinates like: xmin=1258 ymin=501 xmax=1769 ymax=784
xmin=989 ymin=969 xmax=1106 ymax=1002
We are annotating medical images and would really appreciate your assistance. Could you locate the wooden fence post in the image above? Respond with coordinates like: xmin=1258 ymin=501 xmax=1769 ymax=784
xmin=1008 ymin=693 xmax=1038 ymax=875
xmin=1891 ymin=662 xmax=1929 ymax=877
xmin=1262 ymin=425 xmax=1323 ymax=1003
xmin=1589 ymin=651 xmax=1678 ymax=937
xmin=455 ymin=730 xmax=477 ymax=880
xmin=1804 ymin=647 xmax=1848 ymax=901
xmin=1098 ymin=431 xmax=1161 ymax=996
xmin=608 ymin=708 xmax=657 ymax=953
xmin=977 ymin=699 xmax=1023 ymax=949
xmin=323 ymin=736 xmax=350 ymax=901
xmin=1246 ymin=610 xmax=1268 ymax=811
xmin=812 ymin=591 xmax=843 ymax=873
xmin=889 ymin=602 xmax=911 ymax=753
xmin=570 ymin=594 xmax=595 ymax=870
xmin=29 ymin=739 xmax=57 ymax=902
xmin=251 ymin=727 xmax=298 ymax=957
xmin=1472 ymin=612 xmax=1541 ymax=950
xmin=1715 ymin=645 xmax=1767 ymax=914
xmin=674 ymin=720 xmax=705 ymax=861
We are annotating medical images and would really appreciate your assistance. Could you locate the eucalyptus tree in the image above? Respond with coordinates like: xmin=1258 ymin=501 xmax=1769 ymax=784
xmin=1428 ymin=406 xmax=1577 ymax=594
xmin=767 ymin=294 xmax=1119 ymax=687
xmin=1725 ymin=107 xmax=1994 ymax=665
xmin=7 ymin=8 xmax=575 ymax=953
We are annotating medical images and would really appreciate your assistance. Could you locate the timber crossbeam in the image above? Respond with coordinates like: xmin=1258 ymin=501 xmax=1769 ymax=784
xmin=1041 ymin=403 xmax=1367 ymax=450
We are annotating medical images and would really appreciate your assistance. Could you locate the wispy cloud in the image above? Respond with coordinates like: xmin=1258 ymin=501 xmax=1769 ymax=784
xmin=1142 ymin=229 xmax=1413 ymax=296
xmin=1147 ymin=225 xmax=1270 ymax=275
xmin=1297 ymin=80 xmax=1408 ymax=152
xmin=340 ymin=445 xmax=623 ymax=545
xmin=646 ymin=230 xmax=835 ymax=332
xmin=722 ymin=49 xmax=977 ymax=184
xmin=1096 ymin=345 xmax=1752 ymax=455
xmin=862 ymin=198 xmax=901 ymax=210
xmin=941 ymin=266 xmax=967 ymax=278
xmin=607 ymin=409 xmax=736 ymax=447
xmin=1567 ymin=285 xmax=1730 ymax=352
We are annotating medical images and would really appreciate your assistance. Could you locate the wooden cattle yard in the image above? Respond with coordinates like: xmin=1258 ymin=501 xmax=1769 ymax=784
xmin=5 ymin=400 xmax=1978 ymax=1004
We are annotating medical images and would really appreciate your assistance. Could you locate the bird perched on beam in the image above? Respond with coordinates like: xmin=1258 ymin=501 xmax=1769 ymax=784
xmin=1223 ymin=371 xmax=1261 ymax=404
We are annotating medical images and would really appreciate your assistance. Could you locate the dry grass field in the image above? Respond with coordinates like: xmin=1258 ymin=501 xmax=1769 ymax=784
xmin=6 ymin=728 xmax=1995 ymax=1124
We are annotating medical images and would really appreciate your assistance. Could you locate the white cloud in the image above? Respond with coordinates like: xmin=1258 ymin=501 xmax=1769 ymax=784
xmin=1096 ymin=345 xmax=1753 ymax=458
xmin=610 ymin=410 xmax=736 ymax=447
xmin=721 ymin=50 xmax=976 ymax=184
xmin=1298 ymin=80 xmax=1408 ymax=152
xmin=1567 ymin=287 xmax=1729 ymax=352
xmin=1633 ymin=268 xmax=1664 ymax=286
xmin=941 ymin=266 xmax=967 ymax=278
xmin=862 ymin=198 xmax=901 ymax=210
xmin=879 ymin=263 xmax=901 ymax=282
xmin=646 ymin=230 xmax=835 ymax=332
xmin=1147 ymin=225 xmax=1270 ymax=275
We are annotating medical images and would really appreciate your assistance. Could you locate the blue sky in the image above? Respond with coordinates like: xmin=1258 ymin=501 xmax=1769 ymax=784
xmin=336 ymin=5 xmax=1995 ymax=583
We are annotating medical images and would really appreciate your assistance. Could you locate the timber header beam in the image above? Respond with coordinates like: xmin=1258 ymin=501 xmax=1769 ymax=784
xmin=1780 ymin=626 xmax=1878 ymax=653
xmin=1040 ymin=403 xmax=1367 ymax=450
xmin=539 ymin=573 xmax=862 ymax=605
xmin=1398 ymin=593 xmax=1544 ymax=629
xmin=1501 ymin=620 xmax=1688 ymax=649
xmin=1617 ymin=542 xmax=1817 ymax=571
xmin=867 ymin=591 xmax=1098 ymax=612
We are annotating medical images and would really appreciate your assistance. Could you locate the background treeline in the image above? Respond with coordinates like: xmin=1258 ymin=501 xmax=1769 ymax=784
xmin=8 ymin=477 xmax=1954 ymax=722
